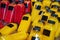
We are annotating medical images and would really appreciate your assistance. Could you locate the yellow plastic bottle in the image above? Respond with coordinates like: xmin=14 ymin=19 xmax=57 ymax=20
xmin=18 ymin=13 xmax=31 ymax=33
xmin=48 ymin=13 xmax=59 ymax=38
xmin=27 ymin=21 xmax=43 ymax=40
xmin=0 ymin=23 xmax=18 ymax=36
xmin=31 ymin=2 xmax=42 ymax=21
xmin=42 ymin=19 xmax=58 ymax=40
